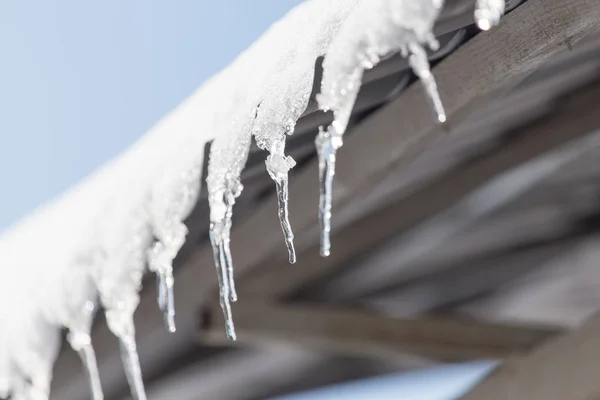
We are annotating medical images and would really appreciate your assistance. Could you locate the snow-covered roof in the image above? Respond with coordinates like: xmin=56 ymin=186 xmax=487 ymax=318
xmin=0 ymin=1 xmax=506 ymax=398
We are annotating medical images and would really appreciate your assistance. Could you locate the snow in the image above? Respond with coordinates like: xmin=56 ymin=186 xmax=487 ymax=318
xmin=0 ymin=0 xmax=507 ymax=398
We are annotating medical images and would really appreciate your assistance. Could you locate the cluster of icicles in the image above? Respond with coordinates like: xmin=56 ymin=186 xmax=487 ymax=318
xmin=0 ymin=0 xmax=506 ymax=399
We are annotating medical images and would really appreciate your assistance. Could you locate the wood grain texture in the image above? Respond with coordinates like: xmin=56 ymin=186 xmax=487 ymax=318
xmin=198 ymin=302 xmax=559 ymax=361
xmin=460 ymin=312 xmax=600 ymax=400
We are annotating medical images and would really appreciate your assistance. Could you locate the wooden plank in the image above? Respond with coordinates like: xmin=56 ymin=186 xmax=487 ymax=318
xmin=146 ymin=346 xmax=321 ymax=400
xmin=459 ymin=312 xmax=600 ymax=400
xmin=198 ymin=302 xmax=560 ymax=362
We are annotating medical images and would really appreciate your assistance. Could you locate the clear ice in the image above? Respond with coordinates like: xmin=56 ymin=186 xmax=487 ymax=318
xmin=249 ymin=0 xmax=359 ymax=264
xmin=206 ymin=109 xmax=256 ymax=340
xmin=316 ymin=0 xmax=446 ymax=256
xmin=475 ymin=0 xmax=506 ymax=31
xmin=92 ymin=200 xmax=152 ymax=400
xmin=56 ymin=258 xmax=104 ymax=400
xmin=149 ymin=156 xmax=204 ymax=333
xmin=204 ymin=0 xmax=360 ymax=336
xmin=67 ymin=300 xmax=103 ymax=400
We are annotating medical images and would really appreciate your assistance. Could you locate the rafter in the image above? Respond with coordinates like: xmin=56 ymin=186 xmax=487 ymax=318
xmin=198 ymin=302 xmax=559 ymax=362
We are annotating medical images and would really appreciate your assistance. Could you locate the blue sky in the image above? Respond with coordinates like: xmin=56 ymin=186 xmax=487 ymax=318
xmin=0 ymin=0 xmax=303 ymax=229
xmin=275 ymin=362 xmax=496 ymax=400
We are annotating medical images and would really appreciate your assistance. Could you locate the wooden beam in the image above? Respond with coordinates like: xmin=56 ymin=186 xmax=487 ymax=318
xmin=198 ymin=303 xmax=560 ymax=362
xmin=459 ymin=312 xmax=600 ymax=400
xmin=145 ymin=346 xmax=321 ymax=400
xmin=365 ymin=235 xmax=583 ymax=316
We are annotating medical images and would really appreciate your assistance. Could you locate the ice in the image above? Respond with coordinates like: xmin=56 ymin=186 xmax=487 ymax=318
xmin=250 ymin=0 xmax=358 ymax=264
xmin=475 ymin=0 xmax=506 ymax=31
xmin=316 ymin=0 xmax=445 ymax=256
xmin=206 ymin=108 xmax=256 ymax=340
xmin=93 ymin=202 xmax=152 ymax=400
xmin=148 ymin=135 xmax=208 ymax=333
xmin=44 ymin=258 xmax=104 ymax=400
xmin=205 ymin=0 xmax=359 ymax=337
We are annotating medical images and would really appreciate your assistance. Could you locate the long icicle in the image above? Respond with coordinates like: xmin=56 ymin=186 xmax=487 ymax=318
xmin=149 ymin=164 xmax=202 ymax=334
xmin=223 ymin=190 xmax=239 ymax=302
xmin=265 ymin=153 xmax=297 ymax=263
xmin=275 ymin=177 xmax=296 ymax=263
xmin=118 ymin=332 xmax=147 ymax=400
xmin=66 ymin=299 xmax=103 ymax=400
xmin=315 ymin=126 xmax=342 ymax=257
xmin=316 ymin=0 xmax=446 ymax=256
xmin=408 ymin=42 xmax=446 ymax=123
xmin=68 ymin=331 xmax=103 ymax=400
xmin=149 ymin=241 xmax=177 ymax=333
xmin=209 ymin=223 xmax=236 ymax=340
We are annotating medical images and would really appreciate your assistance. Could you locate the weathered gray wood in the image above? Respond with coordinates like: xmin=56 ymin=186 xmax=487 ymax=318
xmin=459 ymin=312 xmax=600 ymax=400
xmin=198 ymin=302 xmax=559 ymax=361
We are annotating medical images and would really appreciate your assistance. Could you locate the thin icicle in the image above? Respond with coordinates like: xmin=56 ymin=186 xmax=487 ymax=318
xmin=475 ymin=0 xmax=506 ymax=31
xmin=250 ymin=0 xmax=359 ymax=264
xmin=105 ymin=306 xmax=147 ymax=400
xmin=407 ymin=42 xmax=446 ymax=123
xmin=148 ymin=239 xmax=178 ymax=333
xmin=315 ymin=127 xmax=343 ymax=256
xmin=316 ymin=0 xmax=445 ymax=256
xmin=49 ymin=255 xmax=105 ymax=400
xmin=209 ymin=224 xmax=237 ymax=340
xmin=149 ymin=158 xmax=204 ymax=333
xmin=92 ymin=198 xmax=152 ymax=399
xmin=207 ymin=179 xmax=242 ymax=340
xmin=119 ymin=333 xmax=146 ymax=400
xmin=206 ymin=108 xmax=256 ymax=339
xmin=62 ymin=274 xmax=103 ymax=400
xmin=67 ymin=323 xmax=103 ymax=400
xmin=266 ymin=153 xmax=297 ymax=263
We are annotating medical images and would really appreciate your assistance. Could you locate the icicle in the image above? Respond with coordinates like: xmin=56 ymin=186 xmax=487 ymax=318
xmin=92 ymin=200 xmax=151 ymax=399
xmin=407 ymin=42 xmax=446 ymax=123
xmin=265 ymin=153 xmax=297 ymax=263
xmin=119 ymin=333 xmax=146 ymax=400
xmin=252 ymin=104 xmax=300 ymax=265
xmin=251 ymin=102 xmax=305 ymax=263
xmin=68 ymin=328 xmax=103 ymax=400
xmin=249 ymin=1 xmax=361 ymax=264
xmin=209 ymin=222 xmax=236 ymax=340
xmin=66 ymin=299 xmax=103 ymax=400
xmin=104 ymin=302 xmax=147 ymax=400
xmin=475 ymin=0 xmax=506 ymax=31
xmin=149 ymin=159 xmax=204 ymax=333
xmin=148 ymin=240 xmax=178 ymax=333
xmin=207 ymin=175 xmax=243 ymax=340
xmin=316 ymin=0 xmax=445 ymax=256
xmin=315 ymin=126 xmax=343 ymax=257
xmin=206 ymin=111 xmax=255 ymax=339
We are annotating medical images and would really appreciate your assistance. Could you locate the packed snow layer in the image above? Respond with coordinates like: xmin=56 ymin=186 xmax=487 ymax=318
xmin=0 ymin=0 xmax=506 ymax=398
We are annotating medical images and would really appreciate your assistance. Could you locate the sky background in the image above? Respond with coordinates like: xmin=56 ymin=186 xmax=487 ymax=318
xmin=0 ymin=1 xmax=490 ymax=397
xmin=0 ymin=0 xmax=303 ymax=229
